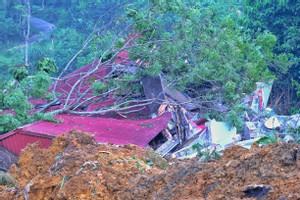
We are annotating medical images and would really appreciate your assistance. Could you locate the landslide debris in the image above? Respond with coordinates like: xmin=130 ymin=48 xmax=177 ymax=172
xmin=0 ymin=130 xmax=299 ymax=200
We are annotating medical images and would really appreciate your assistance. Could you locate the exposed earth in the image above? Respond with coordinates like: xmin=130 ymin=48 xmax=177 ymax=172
xmin=0 ymin=130 xmax=299 ymax=200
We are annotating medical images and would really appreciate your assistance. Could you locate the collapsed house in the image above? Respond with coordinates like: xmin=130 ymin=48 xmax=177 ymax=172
xmin=0 ymin=113 xmax=171 ymax=155
xmin=2 ymin=45 xmax=298 ymax=173
xmin=0 ymin=50 xmax=201 ymax=158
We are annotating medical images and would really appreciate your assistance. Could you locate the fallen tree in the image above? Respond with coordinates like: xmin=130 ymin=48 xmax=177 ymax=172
xmin=0 ymin=1 xmax=290 ymax=133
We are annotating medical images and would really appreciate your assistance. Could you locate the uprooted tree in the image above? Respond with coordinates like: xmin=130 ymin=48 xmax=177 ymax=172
xmin=0 ymin=0 xmax=290 ymax=134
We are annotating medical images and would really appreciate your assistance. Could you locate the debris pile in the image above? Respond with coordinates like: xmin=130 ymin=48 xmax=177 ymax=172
xmin=1 ymin=57 xmax=298 ymax=165
xmin=1 ymin=130 xmax=299 ymax=199
xmin=0 ymin=130 xmax=168 ymax=200
xmin=151 ymin=80 xmax=300 ymax=159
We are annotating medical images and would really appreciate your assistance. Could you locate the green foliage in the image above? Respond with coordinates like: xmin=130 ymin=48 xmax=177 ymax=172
xmin=243 ymin=0 xmax=300 ymax=113
xmin=135 ymin=161 xmax=144 ymax=173
xmin=42 ymin=92 xmax=54 ymax=100
xmin=0 ymin=0 xmax=140 ymax=75
xmin=145 ymin=61 xmax=163 ymax=77
xmin=0 ymin=3 xmax=23 ymax=46
xmin=34 ymin=112 xmax=61 ymax=123
xmin=35 ymin=58 xmax=58 ymax=74
xmin=0 ymin=0 xmax=298 ymax=133
xmin=226 ymin=104 xmax=247 ymax=131
xmin=0 ymin=49 xmax=25 ymax=81
xmin=26 ymin=57 xmax=57 ymax=98
xmin=292 ymin=80 xmax=300 ymax=99
xmin=0 ymin=85 xmax=33 ymax=134
xmin=91 ymin=82 xmax=106 ymax=95
xmin=0 ymin=1 xmax=143 ymax=134
xmin=290 ymin=80 xmax=300 ymax=114
xmin=30 ymin=71 xmax=52 ymax=98
xmin=0 ymin=171 xmax=16 ymax=186
xmin=8 ymin=65 xmax=28 ymax=82
xmin=114 ymin=73 xmax=143 ymax=94
xmin=0 ymin=57 xmax=57 ymax=134
xmin=129 ymin=1 xmax=284 ymax=124
xmin=192 ymin=143 xmax=221 ymax=162
xmin=256 ymin=133 xmax=277 ymax=145
xmin=4 ymin=88 xmax=32 ymax=117
xmin=0 ymin=114 xmax=22 ymax=133
xmin=143 ymin=150 xmax=168 ymax=170
xmin=115 ymin=38 xmax=125 ymax=49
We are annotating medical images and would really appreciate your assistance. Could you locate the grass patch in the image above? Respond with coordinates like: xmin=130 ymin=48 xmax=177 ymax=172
xmin=0 ymin=171 xmax=16 ymax=186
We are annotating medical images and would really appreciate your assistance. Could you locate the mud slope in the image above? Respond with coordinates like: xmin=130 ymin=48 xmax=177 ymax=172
xmin=1 ymin=130 xmax=299 ymax=200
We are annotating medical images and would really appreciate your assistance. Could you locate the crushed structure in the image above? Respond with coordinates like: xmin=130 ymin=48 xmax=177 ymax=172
xmin=1 ymin=41 xmax=300 ymax=179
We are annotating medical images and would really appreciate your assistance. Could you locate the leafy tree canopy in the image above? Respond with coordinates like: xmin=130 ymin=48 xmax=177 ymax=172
xmin=243 ymin=0 xmax=300 ymax=114
xmin=128 ymin=0 xmax=289 ymax=129
xmin=0 ymin=0 xmax=298 ymax=134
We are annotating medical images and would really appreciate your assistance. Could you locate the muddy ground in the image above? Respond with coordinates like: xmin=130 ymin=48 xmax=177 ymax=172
xmin=0 ymin=130 xmax=299 ymax=200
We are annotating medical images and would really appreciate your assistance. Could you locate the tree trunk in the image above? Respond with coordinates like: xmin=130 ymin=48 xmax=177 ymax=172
xmin=23 ymin=0 xmax=31 ymax=66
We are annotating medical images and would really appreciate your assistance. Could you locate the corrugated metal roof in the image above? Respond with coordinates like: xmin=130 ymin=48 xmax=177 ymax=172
xmin=0 ymin=129 xmax=53 ymax=155
xmin=22 ymin=113 xmax=171 ymax=147
xmin=0 ymin=112 xmax=171 ymax=155
xmin=0 ymin=52 xmax=171 ymax=155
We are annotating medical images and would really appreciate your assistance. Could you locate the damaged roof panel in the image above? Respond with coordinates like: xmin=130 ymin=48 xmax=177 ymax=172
xmin=22 ymin=112 xmax=171 ymax=147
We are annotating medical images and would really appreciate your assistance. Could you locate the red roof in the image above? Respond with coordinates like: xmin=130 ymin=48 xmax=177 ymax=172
xmin=22 ymin=112 xmax=171 ymax=147
xmin=0 ymin=51 xmax=133 ymax=115
xmin=117 ymin=51 xmax=130 ymax=59
xmin=0 ymin=112 xmax=171 ymax=155
xmin=53 ymin=59 xmax=108 ymax=106
xmin=33 ymin=52 xmax=129 ymax=110
xmin=0 ymin=129 xmax=53 ymax=155
xmin=1 ymin=50 xmax=170 ymax=154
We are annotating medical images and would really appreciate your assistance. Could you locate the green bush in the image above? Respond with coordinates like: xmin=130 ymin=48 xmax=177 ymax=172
xmin=0 ymin=171 xmax=16 ymax=186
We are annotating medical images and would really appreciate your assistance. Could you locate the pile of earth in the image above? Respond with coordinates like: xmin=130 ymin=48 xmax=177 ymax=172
xmin=0 ymin=130 xmax=299 ymax=200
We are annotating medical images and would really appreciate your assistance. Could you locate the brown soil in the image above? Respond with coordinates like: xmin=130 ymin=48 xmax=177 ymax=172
xmin=0 ymin=130 xmax=299 ymax=200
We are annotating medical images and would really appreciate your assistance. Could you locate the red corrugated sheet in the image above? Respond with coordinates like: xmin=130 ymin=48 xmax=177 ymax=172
xmin=0 ymin=51 xmax=130 ymax=115
xmin=23 ymin=113 xmax=171 ymax=147
xmin=0 ymin=129 xmax=53 ymax=155
xmin=1 ymin=51 xmax=170 ymax=155
xmin=0 ymin=113 xmax=171 ymax=155
xmin=52 ymin=59 xmax=108 ymax=106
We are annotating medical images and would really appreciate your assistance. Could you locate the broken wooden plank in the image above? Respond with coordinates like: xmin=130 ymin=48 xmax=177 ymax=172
xmin=141 ymin=75 xmax=166 ymax=116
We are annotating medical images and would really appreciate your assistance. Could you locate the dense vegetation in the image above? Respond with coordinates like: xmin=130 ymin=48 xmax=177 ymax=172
xmin=244 ymin=0 xmax=300 ymax=114
xmin=0 ymin=0 xmax=299 ymax=134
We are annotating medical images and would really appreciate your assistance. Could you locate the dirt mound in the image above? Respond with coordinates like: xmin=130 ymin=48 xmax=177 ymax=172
xmin=145 ymin=143 xmax=300 ymax=200
xmin=0 ymin=130 xmax=299 ymax=200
